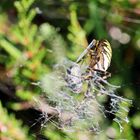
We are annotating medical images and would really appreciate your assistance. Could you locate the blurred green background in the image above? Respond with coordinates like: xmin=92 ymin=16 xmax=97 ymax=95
xmin=0 ymin=0 xmax=140 ymax=139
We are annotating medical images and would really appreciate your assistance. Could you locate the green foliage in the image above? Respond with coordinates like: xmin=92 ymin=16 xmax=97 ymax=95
xmin=0 ymin=102 xmax=33 ymax=140
xmin=84 ymin=0 xmax=106 ymax=38
xmin=0 ymin=0 xmax=65 ymax=102
xmin=132 ymin=113 xmax=140 ymax=128
xmin=0 ymin=0 xmax=139 ymax=139
xmin=67 ymin=4 xmax=88 ymax=60
xmin=0 ymin=1 xmax=43 ymax=103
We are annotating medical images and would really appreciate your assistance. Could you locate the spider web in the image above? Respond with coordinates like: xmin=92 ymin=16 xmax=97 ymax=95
xmin=34 ymin=59 xmax=132 ymax=133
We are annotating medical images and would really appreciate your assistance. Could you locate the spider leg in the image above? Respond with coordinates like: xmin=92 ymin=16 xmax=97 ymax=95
xmin=84 ymin=81 xmax=93 ymax=98
xmin=90 ymin=68 xmax=111 ymax=79
xmin=76 ymin=39 xmax=96 ymax=63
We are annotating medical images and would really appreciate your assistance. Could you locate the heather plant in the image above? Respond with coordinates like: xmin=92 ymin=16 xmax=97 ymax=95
xmin=0 ymin=102 xmax=33 ymax=140
xmin=0 ymin=0 xmax=139 ymax=140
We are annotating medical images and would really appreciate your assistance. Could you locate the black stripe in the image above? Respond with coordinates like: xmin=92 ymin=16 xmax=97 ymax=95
xmin=102 ymin=49 xmax=111 ymax=62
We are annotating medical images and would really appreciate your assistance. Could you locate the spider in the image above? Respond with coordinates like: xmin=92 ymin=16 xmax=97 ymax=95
xmin=66 ymin=39 xmax=112 ymax=95
xmin=76 ymin=39 xmax=112 ymax=80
